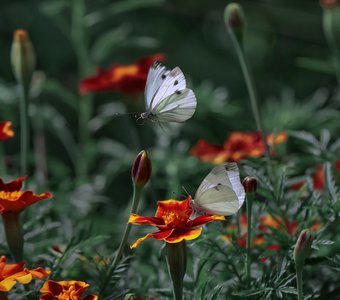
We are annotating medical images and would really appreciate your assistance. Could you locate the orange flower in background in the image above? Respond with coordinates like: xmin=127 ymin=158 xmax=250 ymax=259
xmin=224 ymin=131 xmax=264 ymax=161
xmin=40 ymin=280 xmax=97 ymax=300
xmin=222 ymin=213 xmax=320 ymax=252
xmin=79 ymin=53 xmax=166 ymax=95
xmin=0 ymin=122 xmax=14 ymax=141
xmin=190 ymin=140 xmax=227 ymax=164
xmin=128 ymin=196 xmax=224 ymax=248
xmin=0 ymin=256 xmax=50 ymax=292
xmin=191 ymin=131 xmax=287 ymax=163
xmin=266 ymin=131 xmax=287 ymax=148
xmin=0 ymin=177 xmax=52 ymax=214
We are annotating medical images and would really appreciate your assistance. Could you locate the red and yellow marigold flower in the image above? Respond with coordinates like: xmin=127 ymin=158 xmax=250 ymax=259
xmin=40 ymin=280 xmax=97 ymax=300
xmin=79 ymin=53 xmax=166 ymax=95
xmin=0 ymin=177 xmax=52 ymax=214
xmin=191 ymin=131 xmax=287 ymax=163
xmin=128 ymin=196 xmax=224 ymax=248
xmin=0 ymin=256 xmax=50 ymax=292
xmin=0 ymin=122 xmax=14 ymax=141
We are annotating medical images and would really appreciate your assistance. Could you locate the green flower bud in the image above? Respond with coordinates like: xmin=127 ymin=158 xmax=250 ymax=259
xmin=11 ymin=29 xmax=36 ymax=89
xmin=224 ymin=3 xmax=246 ymax=45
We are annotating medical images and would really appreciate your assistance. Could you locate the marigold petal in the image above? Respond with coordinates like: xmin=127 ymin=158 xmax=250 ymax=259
xmin=190 ymin=215 xmax=225 ymax=227
xmin=29 ymin=267 xmax=51 ymax=279
xmin=164 ymin=227 xmax=203 ymax=243
xmin=0 ymin=278 xmax=17 ymax=292
xmin=130 ymin=229 xmax=174 ymax=249
xmin=128 ymin=214 xmax=164 ymax=226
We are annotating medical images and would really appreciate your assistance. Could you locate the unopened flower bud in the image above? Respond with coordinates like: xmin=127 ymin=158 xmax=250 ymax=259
xmin=131 ymin=150 xmax=152 ymax=187
xmin=242 ymin=176 xmax=257 ymax=193
xmin=11 ymin=29 xmax=36 ymax=89
xmin=294 ymin=229 xmax=313 ymax=269
xmin=224 ymin=3 xmax=246 ymax=44
xmin=124 ymin=294 xmax=137 ymax=300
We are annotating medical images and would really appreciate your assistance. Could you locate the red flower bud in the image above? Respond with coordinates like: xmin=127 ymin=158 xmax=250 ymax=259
xmin=242 ymin=177 xmax=257 ymax=193
xmin=224 ymin=3 xmax=246 ymax=45
xmin=131 ymin=150 xmax=152 ymax=187
xmin=294 ymin=229 xmax=313 ymax=269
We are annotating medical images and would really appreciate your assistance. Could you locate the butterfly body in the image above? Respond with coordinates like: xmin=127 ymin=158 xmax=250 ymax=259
xmin=192 ymin=163 xmax=245 ymax=216
xmin=143 ymin=62 xmax=197 ymax=123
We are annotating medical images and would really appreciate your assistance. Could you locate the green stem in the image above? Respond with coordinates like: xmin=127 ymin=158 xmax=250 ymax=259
xmin=166 ymin=241 xmax=187 ymax=300
xmin=245 ymin=192 xmax=253 ymax=286
xmin=99 ymin=184 xmax=143 ymax=297
xmin=0 ymin=292 xmax=8 ymax=300
xmin=0 ymin=145 xmax=6 ymax=176
xmin=71 ymin=0 xmax=93 ymax=179
xmin=296 ymin=268 xmax=303 ymax=300
xmin=19 ymin=84 xmax=29 ymax=177
xmin=2 ymin=213 xmax=24 ymax=262
xmin=229 ymin=31 xmax=270 ymax=160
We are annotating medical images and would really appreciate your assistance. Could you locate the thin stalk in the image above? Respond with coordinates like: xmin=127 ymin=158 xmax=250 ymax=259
xmin=71 ymin=0 xmax=93 ymax=179
xmin=229 ymin=31 xmax=270 ymax=160
xmin=33 ymin=100 xmax=48 ymax=186
xmin=19 ymin=85 xmax=29 ymax=177
xmin=245 ymin=193 xmax=253 ymax=286
xmin=99 ymin=185 xmax=143 ymax=297
xmin=0 ymin=145 xmax=6 ymax=176
xmin=296 ymin=268 xmax=303 ymax=300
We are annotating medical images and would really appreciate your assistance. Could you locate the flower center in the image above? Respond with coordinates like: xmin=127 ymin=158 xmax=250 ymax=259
xmin=163 ymin=211 xmax=187 ymax=227
xmin=112 ymin=65 xmax=139 ymax=81
xmin=0 ymin=191 xmax=23 ymax=201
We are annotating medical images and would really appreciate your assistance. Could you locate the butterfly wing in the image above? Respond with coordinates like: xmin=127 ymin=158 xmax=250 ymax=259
xmin=144 ymin=62 xmax=170 ymax=111
xmin=193 ymin=163 xmax=245 ymax=215
xmin=151 ymin=88 xmax=197 ymax=123
xmin=145 ymin=64 xmax=187 ymax=110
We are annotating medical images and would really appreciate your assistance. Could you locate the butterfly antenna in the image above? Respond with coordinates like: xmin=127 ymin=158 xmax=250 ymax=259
xmin=181 ymin=185 xmax=190 ymax=197
xmin=113 ymin=112 xmax=141 ymax=119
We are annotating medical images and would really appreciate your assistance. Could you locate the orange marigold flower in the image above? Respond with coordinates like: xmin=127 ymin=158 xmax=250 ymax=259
xmin=224 ymin=131 xmax=264 ymax=162
xmin=266 ymin=131 xmax=287 ymax=147
xmin=79 ymin=53 xmax=166 ymax=95
xmin=0 ymin=256 xmax=50 ymax=292
xmin=0 ymin=177 xmax=52 ymax=214
xmin=190 ymin=140 xmax=228 ymax=164
xmin=259 ymin=215 xmax=298 ymax=235
xmin=0 ymin=122 xmax=14 ymax=141
xmin=128 ymin=196 xmax=224 ymax=248
xmin=40 ymin=280 xmax=97 ymax=300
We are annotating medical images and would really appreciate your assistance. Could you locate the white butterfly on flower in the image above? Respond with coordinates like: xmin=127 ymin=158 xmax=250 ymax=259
xmin=191 ymin=163 xmax=245 ymax=216
xmin=139 ymin=61 xmax=197 ymax=123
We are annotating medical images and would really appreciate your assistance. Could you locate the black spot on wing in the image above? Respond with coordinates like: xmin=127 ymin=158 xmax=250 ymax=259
xmin=176 ymin=90 xmax=181 ymax=95
xmin=174 ymin=80 xmax=178 ymax=85
xmin=161 ymin=74 xmax=166 ymax=79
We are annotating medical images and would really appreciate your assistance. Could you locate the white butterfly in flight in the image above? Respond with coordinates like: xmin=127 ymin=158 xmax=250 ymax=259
xmin=191 ymin=163 xmax=245 ymax=216
xmin=139 ymin=61 xmax=197 ymax=123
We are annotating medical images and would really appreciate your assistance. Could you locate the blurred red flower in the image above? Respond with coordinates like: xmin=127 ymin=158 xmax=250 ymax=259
xmin=0 ymin=122 xmax=14 ymax=141
xmin=0 ymin=177 xmax=52 ymax=214
xmin=40 ymin=280 xmax=97 ymax=300
xmin=320 ymin=0 xmax=340 ymax=8
xmin=0 ymin=256 xmax=50 ymax=292
xmin=79 ymin=53 xmax=166 ymax=95
xmin=191 ymin=131 xmax=287 ymax=163
xmin=128 ymin=196 xmax=224 ymax=248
